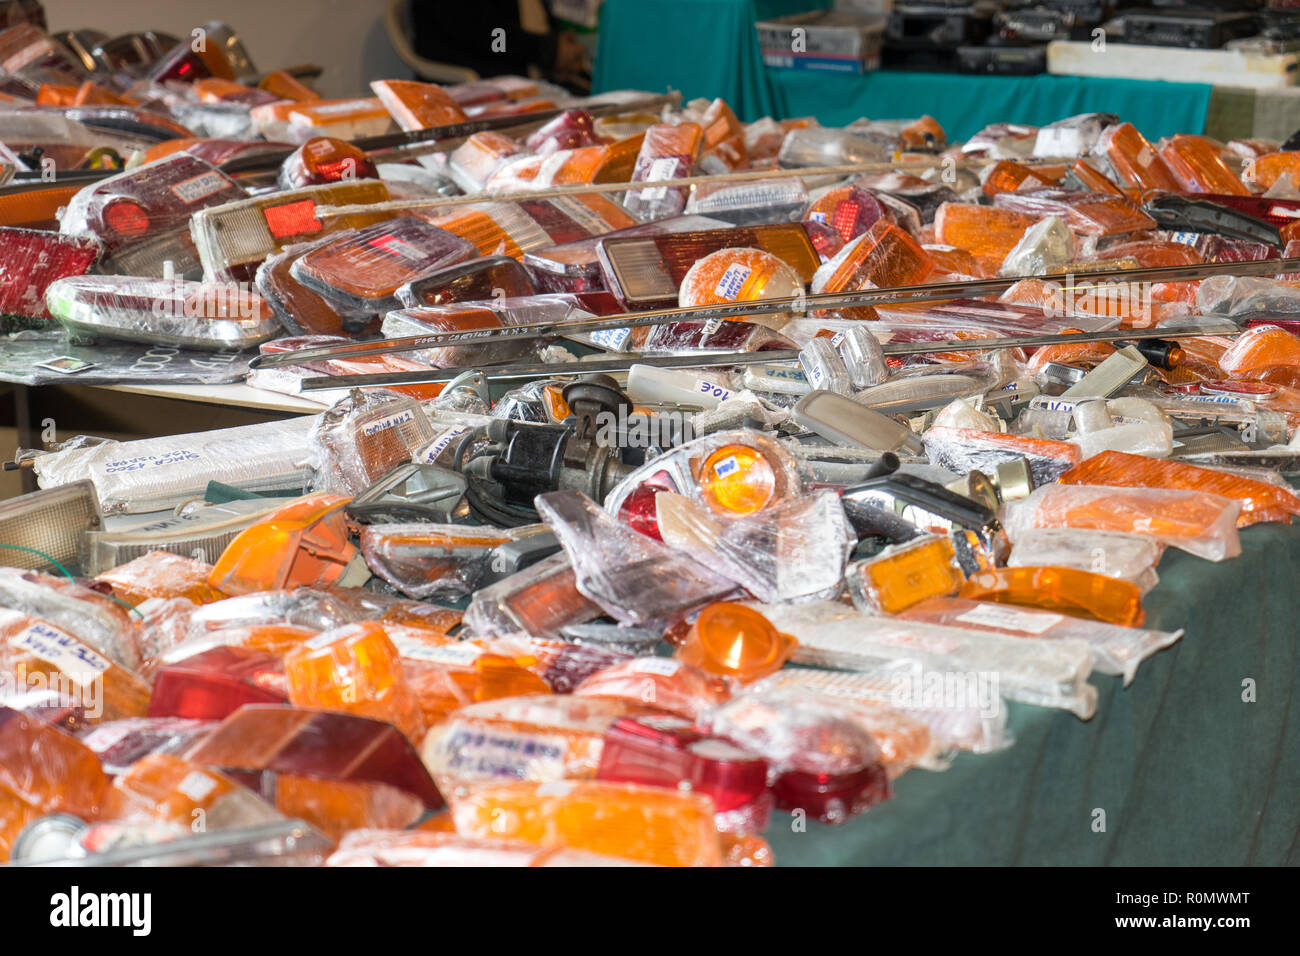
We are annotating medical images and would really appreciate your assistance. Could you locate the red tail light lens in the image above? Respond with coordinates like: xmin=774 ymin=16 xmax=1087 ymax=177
xmin=148 ymin=646 xmax=288 ymax=722
xmin=279 ymin=137 xmax=380 ymax=189
xmin=0 ymin=227 xmax=101 ymax=320
xmin=102 ymin=198 xmax=149 ymax=238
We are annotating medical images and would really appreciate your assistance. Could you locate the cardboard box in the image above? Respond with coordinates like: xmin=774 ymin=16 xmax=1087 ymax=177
xmin=758 ymin=10 xmax=886 ymax=75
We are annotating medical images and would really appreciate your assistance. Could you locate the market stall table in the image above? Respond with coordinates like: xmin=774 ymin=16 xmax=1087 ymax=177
xmin=767 ymin=70 xmax=1215 ymax=143
xmin=767 ymin=521 xmax=1300 ymax=865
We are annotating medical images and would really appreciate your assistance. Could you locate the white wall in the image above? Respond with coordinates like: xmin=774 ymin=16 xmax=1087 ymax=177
xmin=43 ymin=0 xmax=408 ymax=99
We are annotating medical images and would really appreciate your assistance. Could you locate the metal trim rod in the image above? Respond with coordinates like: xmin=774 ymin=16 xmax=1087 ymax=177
xmin=296 ymin=322 xmax=1240 ymax=390
xmin=253 ymin=256 xmax=1300 ymax=371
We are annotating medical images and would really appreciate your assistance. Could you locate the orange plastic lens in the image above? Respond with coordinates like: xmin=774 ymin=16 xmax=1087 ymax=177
xmin=1058 ymin=450 xmax=1300 ymax=528
xmin=848 ymin=536 xmax=968 ymax=615
xmin=259 ymin=70 xmax=321 ymax=102
xmin=1160 ymin=135 xmax=1249 ymax=196
xmin=0 ymin=709 xmax=108 ymax=861
xmin=697 ymin=444 xmax=778 ymax=515
xmin=283 ymin=622 xmax=426 ymax=744
xmin=96 ymin=551 xmax=226 ymax=606
xmin=959 ymin=566 xmax=1145 ymax=627
xmin=449 ymin=780 xmax=723 ymax=867
xmin=209 ymin=494 xmax=358 ymax=596
xmin=676 ymin=602 xmax=797 ymax=683
xmin=0 ymin=615 xmax=150 ymax=723
xmin=933 ymin=202 xmax=1037 ymax=264
xmin=1101 ymin=123 xmax=1182 ymax=193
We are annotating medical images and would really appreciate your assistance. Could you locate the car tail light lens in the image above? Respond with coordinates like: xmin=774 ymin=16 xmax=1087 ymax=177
xmin=844 ymin=534 xmax=983 ymax=615
xmin=806 ymin=185 xmax=888 ymax=243
xmin=279 ymin=137 xmax=379 ymax=189
xmin=148 ymin=646 xmax=288 ymax=721
xmin=697 ymin=444 xmax=780 ymax=516
xmin=382 ymin=295 xmax=590 ymax=368
xmin=615 ymin=472 xmax=675 ymax=542
xmin=0 ymin=481 xmax=100 ymax=574
xmin=101 ymin=199 xmax=149 ymax=238
xmin=686 ymin=177 xmax=809 ymax=226
xmin=193 ymin=77 xmax=278 ymax=106
xmin=190 ymin=178 xmax=391 ymax=283
xmin=358 ymin=524 xmax=519 ymax=600
xmin=283 ymin=623 xmax=426 ymax=744
xmin=185 ymin=704 xmax=443 ymax=809
xmin=598 ymin=223 xmax=820 ymax=310
xmin=517 ymin=194 xmax=637 ymax=244
xmin=146 ymin=20 xmax=251 ymax=83
xmin=259 ymin=69 xmax=319 ymax=102
xmin=676 ymin=602 xmax=798 ymax=683
xmin=289 ymin=216 xmax=475 ymax=315
xmin=423 ymin=201 xmax=549 ymax=259
xmin=596 ymin=715 xmax=771 ymax=828
xmin=523 ymin=214 xmax=733 ymax=295
xmin=283 ymin=98 xmax=395 ymax=142
xmin=678 ymin=247 xmax=804 ymax=309
xmin=208 ymin=494 xmax=361 ymax=596
xmin=463 ymin=551 xmax=603 ymax=639
xmin=396 ymin=254 xmax=536 ymax=308
xmin=370 ymin=79 xmax=467 ymax=132
xmin=254 ymin=237 xmax=362 ymax=338
xmin=623 ymin=122 xmax=703 ymax=221
xmin=60 ymin=154 xmax=247 ymax=278
xmin=0 ymin=23 xmax=85 ymax=78
xmin=44 ymin=274 xmax=280 ymax=350
xmin=0 ymin=614 xmax=150 ymax=723
xmin=0 ymin=227 xmax=101 ymax=321
xmin=447 ymin=780 xmax=723 ymax=867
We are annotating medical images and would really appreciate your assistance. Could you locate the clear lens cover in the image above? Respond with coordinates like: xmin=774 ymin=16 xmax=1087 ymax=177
xmin=44 ymin=274 xmax=281 ymax=350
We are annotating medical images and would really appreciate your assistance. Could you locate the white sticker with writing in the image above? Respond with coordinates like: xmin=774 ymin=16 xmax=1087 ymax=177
xmin=13 ymin=622 xmax=111 ymax=686
xmin=956 ymin=604 xmax=1064 ymax=635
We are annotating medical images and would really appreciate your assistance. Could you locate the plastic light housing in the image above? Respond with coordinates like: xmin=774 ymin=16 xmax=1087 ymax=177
xmin=597 ymin=224 xmax=820 ymax=310
xmin=290 ymin=216 xmax=476 ymax=315
xmin=44 ymin=274 xmax=280 ymax=350
xmin=208 ymin=494 xmax=360 ymax=596
xmin=148 ymin=646 xmax=289 ymax=721
xmin=190 ymin=178 xmax=391 ymax=284
xmin=0 ymin=481 xmax=100 ymax=574
xmin=59 ymin=154 xmax=246 ymax=279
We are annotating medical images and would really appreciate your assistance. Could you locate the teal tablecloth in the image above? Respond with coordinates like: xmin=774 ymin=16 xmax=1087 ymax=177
xmin=593 ymin=0 xmax=830 ymax=120
xmin=768 ymin=70 xmax=1216 ymax=143
xmin=593 ymin=0 xmax=1216 ymax=137
xmin=768 ymin=522 xmax=1300 ymax=866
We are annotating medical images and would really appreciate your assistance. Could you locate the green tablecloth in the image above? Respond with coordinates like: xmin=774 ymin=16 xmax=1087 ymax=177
xmin=768 ymin=522 xmax=1300 ymax=866
xmin=593 ymin=0 xmax=1216 ymax=137
xmin=593 ymin=0 xmax=830 ymax=120
xmin=768 ymin=70 xmax=1215 ymax=143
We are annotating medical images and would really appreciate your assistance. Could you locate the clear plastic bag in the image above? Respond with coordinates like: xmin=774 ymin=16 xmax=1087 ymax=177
xmin=924 ymin=425 xmax=1081 ymax=487
xmin=308 ymin=389 xmax=435 ymax=495
xmin=998 ymin=215 xmax=1074 ymax=276
xmin=757 ymin=664 xmax=1010 ymax=757
xmin=0 ymin=569 xmax=140 ymax=671
xmin=536 ymin=491 xmax=738 ymax=626
xmin=899 ymin=596 xmax=1180 ymax=686
xmin=32 ymin=416 xmax=317 ymax=515
xmin=657 ymin=489 xmax=855 ymax=603
xmin=752 ymin=599 xmax=1098 ymax=719
xmin=1007 ymin=527 xmax=1163 ymax=593
xmin=1004 ymin=484 xmax=1243 ymax=562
